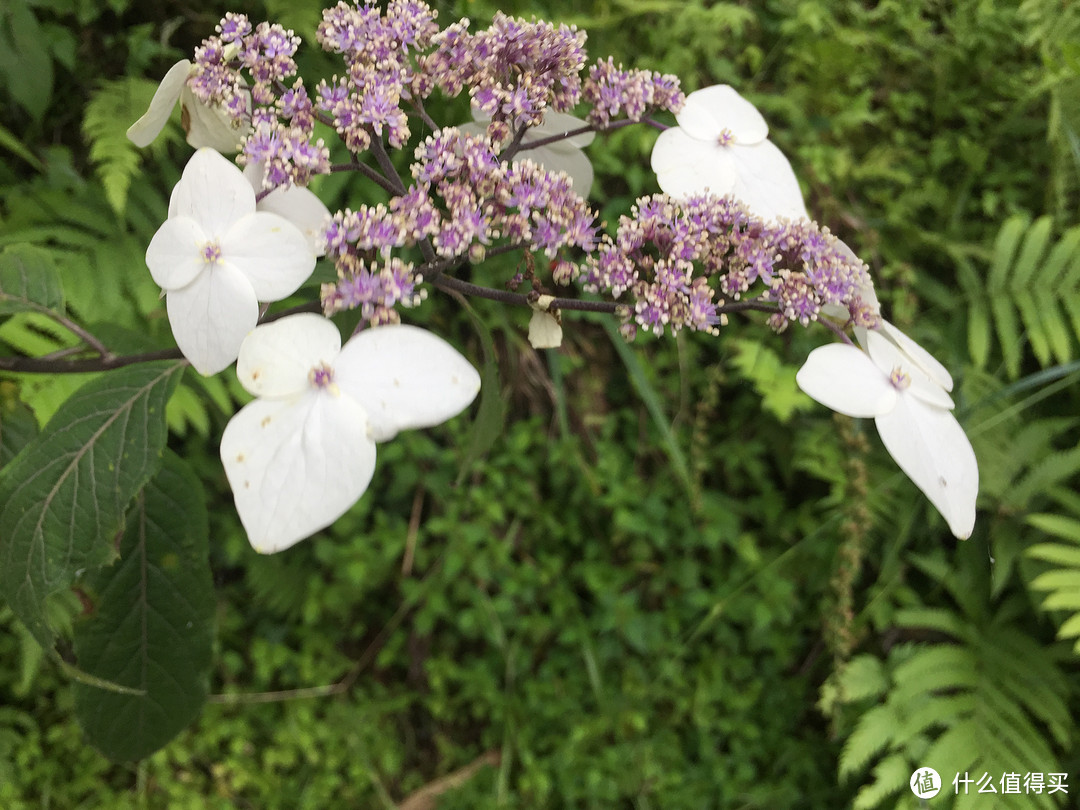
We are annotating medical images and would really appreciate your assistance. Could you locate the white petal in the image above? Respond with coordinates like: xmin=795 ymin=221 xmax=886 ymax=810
xmin=180 ymin=86 xmax=246 ymax=153
xmin=531 ymin=111 xmax=595 ymax=148
xmin=256 ymin=185 xmax=332 ymax=258
xmin=171 ymin=148 xmax=256 ymax=236
xmin=865 ymin=330 xmax=954 ymax=409
xmin=727 ymin=140 xmax=808 ymax=221
xmin=334 ymin=324 xmax=481 ymax=442
xmin=221 ymin=212 xmax=316 ymax=301
xmin=220 ymin=391 xmax=377 ymax=553
xmin=145 ymin=216 xmax=209 ymax=291
xmin=516 ymin=142 xmax=593 ymax=194
xmin=880 ymin=320 xmax=954 ymax=391
xmin=676 ymin=85 xmax=768 ymax=145
xmin=528 ymin=310 xmax=563 ymax=348
xmin=165 ymin=264 xmax=258 ymax=375
xmin=236 ymin=313 xmax=342 ymax=399
xmin=651 ymin=129 xmax=736 ymax=198
xmin=796 ymin=343 xmax=897 ymax=417
xmin=127 ymin=60 xmax=190 ymax=147
xmin=875 ymin=397 xmax=978 ymax=539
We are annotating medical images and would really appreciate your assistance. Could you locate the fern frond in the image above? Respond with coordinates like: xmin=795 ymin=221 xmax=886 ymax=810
xmin=1010 ymin=445 xmax=1080 ymax=509
xmin=851 ymin=753 xmax=908 ymax=810
xmin=839 ymin=704 xmax=898 ymax=779
xmin=836 ymin=653 xmax=889 ymax=702
xmin=962 ymin=214 xmax=1080 ymax=377
xmin=833 ymin=598 xmax=1071 ymax=809
xmin=82 ymin=78 xmax=157 ymax=216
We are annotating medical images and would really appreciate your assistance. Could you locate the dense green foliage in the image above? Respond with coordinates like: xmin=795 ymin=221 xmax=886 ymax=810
xmin=2 ymin=0 xmax=1079 ymax=807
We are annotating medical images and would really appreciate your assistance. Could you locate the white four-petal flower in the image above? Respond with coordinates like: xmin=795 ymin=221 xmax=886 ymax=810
xmin=127 ymin=59 xmax=247 ymax=153
xmin=796 ymin=329 xmax=978 ymax=539
xmin=650 ymin=84 xmax=808 ymax=221
xmin=145 ymin=148 xmax=316 ymax=375
xmin=220 ymin=313 xmax=482 ymax=553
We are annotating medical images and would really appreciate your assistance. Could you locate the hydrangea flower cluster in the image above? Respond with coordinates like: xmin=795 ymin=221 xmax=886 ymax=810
xmin=581 ymin=194 xmax=874 ymax=337
xmin=127 ymin=1 xmax=980 ymax=548
xmin=315 ymin=0 xmax=440 ymax=153
xmin=423 ymin=12 xmax=587 ymax=141
xmin=323 ymin=127 xmax=596 ymax=326
xmin=583 ymin=58 xmax=685 ymax=128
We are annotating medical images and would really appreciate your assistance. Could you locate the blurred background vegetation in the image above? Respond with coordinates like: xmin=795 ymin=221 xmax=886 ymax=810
xmin=2 ymin=0 xmax=1080 ymax=807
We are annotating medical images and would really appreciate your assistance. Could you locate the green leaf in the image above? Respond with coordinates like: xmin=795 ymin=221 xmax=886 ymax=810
xmin=603 ymin=319 xmax=696 ymax=502
xmin=454 ymin=296 xmax=506 ymax=485
xmin=988 ymin=215 xmax=1029 ymax=290
xmin=0 ymin=386 xmax=38 ymax=467
xmin=72 ymin=451 xmax=213 ymax=762
xmin=729 ymin=338 xmax=813 ymax=422
xmin=0 ymin=244 xmax=65 ymax=315
xmin=1027 ymin=512 xmax=1080 ymax=542
xmin=0 ymin=122 xmax=44 ymax=171
xmin=0 ymin=361 xmax=185 ymax=650
xmin=1010 ymin=215 xmax=1052 ymax=289
xmin=0 ymin=3 xmax=54 ymax=122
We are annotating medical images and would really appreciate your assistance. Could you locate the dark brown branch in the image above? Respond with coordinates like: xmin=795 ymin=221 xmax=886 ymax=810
xmin=0 ymin=348 xmax=185 ymax=374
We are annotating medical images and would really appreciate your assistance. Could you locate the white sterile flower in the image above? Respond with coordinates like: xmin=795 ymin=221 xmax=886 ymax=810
xmin=145 ymin=148 xmax=316 ymax=375
xmin=220 ymin=313 xmax=482 ymax=553
xmin=528 ymin=295 xmax=563 ymax=349
xmin=127 ymin=59 xmax=247 ymax=153
xmin=796 ymin=329 xmax=978 ymax=539
xmin=650 ymin=84 xmax=808 ymax=221
xmin=463 ymin=110 xmax=596 ymax=194
xmin=244 ymin=162 xmax=331 ymax=257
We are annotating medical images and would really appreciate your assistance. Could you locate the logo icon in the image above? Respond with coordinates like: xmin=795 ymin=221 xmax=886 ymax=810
xmin=911 ymin=767 xmax=942 ymax=798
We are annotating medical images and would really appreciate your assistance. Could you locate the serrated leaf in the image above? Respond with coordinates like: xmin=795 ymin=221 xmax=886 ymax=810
xmin=83 ymin=78 xmax=159 ymax=216
xmin=892 ymin=645 xmax=975 ymax=702
xmin=923 ymin=724 xmax=980 ymax=784
xmin=0 ymin=361 xmax=185 ymax=650
xmin=0 ymin=244 xmax=65 ymax=315
xmin=72 ymin=451 xmax=213 ymax=762
xmin=852 ymin=753 xmax=908 ymax=810
xmin=839 ymin=704 xmax=896 ymax=778
xmin=837 ymin=654 xmax=889 ymax=702
xmin=730 ymin=337 xmax=812 ymax=422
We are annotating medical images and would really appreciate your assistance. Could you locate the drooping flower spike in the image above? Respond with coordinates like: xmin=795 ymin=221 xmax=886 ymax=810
xmin=220 ymin=313 xmax=481 ymax=553
xmin=651 ymin=84 xmax=808 ymax=222
xmin=145 ymin=148 xmax=316 ymax=375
